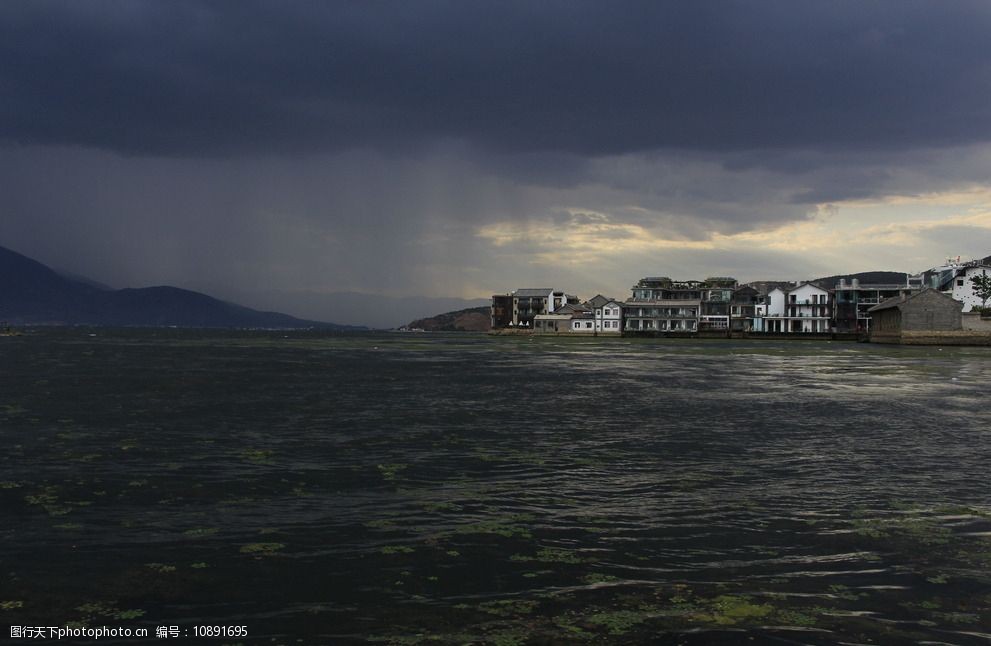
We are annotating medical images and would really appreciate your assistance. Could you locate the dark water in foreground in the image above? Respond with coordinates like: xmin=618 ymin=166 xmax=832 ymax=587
xmin=2 ymin=329 xmax=991 ymax=645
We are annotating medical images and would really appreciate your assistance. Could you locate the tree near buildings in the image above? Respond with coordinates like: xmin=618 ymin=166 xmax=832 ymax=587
xmin=970 ymin=272 xmax=991 ymax=311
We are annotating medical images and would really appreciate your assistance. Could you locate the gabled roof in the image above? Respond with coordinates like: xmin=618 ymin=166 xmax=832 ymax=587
xmin=555 ymin=303 xmax=590 ymax=315
xmin=869 ymin=287 xmax=963 ymax=313
xmin=788 ymin=281 xmax=829 ymax=294
xmin=587 ymin=294 xmax=611 ymax=308
xmin=513 ymin=288 xmax=553 ymax=297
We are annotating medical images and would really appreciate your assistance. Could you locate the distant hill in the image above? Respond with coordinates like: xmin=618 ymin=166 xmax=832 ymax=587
xmin=811 ymin=271 xmax=910 ymax=288
xmin=0 ymin=244 xmax=359 ymax=329
xmin=406 ymin=306 xmax=489 ymax=331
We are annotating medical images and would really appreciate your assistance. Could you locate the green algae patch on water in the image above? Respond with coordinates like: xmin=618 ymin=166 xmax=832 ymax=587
xmin=239 ymin=542 xmax=285 ymax=555
xmin=510 ymin=547 xmax=589 ymax=564
xmin=239 ymin=448 xmax=274 ymax=463
xmin=690 ymin=595 xmax=774 ymax=626
xmin=477 ymin=599 xmax=539 ymax=617
xmin=455 ymin=520 xmax=532 ymax=539
xmin=586 ymin=609 xmax=647 ymax=635
xmin=377 ymin=463 xmax=407 ymax=481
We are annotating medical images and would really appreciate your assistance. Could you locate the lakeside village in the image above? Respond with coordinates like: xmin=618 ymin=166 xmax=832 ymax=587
xmin=489 ymin=256 xmax=991 ymax=346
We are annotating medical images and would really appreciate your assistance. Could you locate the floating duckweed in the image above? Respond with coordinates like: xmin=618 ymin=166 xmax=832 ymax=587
xmin=488 ymin=630 xmax=528 ymax=646
xmin=587 ymin=609 xmax=646 ymax=635
xmin=112 ymin=609 xmax=145 ymax=620
xmin=240 ymin=449 xmax=274 ymax=462
xmin=76 ymin=601 xmax=144 ymax=621
xmin=694 ymin=595 xmax=773 ymax=625
xmin=190 ymin=562 xmax=209 ymax=569
xmin=183 ymin=527 xmax=219 ymax=537
xmin=774 ymin=608 xmax=819 ymax=627
xmin=455 ymin=521 xmax=531 ymax=539
xmin=53 ymin=522 xmax=82 ymax=530
xmin=380 ymin=545 xmax=415 ymax=555
xmin=145 ymin=563 xmax=177 ymax=573
xmin=553 ymin=615 xmax=592 ymax=639
xmin=1 ymin=600 xmax=24 ymax=610
xmin=511 ymin=547 xmax=587 ymax=564
xmin=478 ymin=599 xmax=538 ymax=617
xmin=239 ymin=542 xmax=285 ymax=555
xmin=377 ymin=463 xmax=407 ymax=481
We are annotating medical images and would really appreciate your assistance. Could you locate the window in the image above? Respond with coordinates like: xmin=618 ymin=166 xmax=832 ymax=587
xmin=957 ymin=279 xmax=964 ymax=286
xmin=573 ymin=322 xmax=580 ymax=329
xmin=586 ymin=322 xmax=592 ymax=328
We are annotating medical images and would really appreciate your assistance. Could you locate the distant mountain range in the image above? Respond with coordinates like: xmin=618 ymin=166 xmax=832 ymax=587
xmin=0 ymin=245 xmax=359 ymax=329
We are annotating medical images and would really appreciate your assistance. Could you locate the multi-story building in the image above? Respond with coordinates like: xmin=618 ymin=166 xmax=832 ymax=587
xmin=730 ymin=285 xmax=760 ymax=332
xmin=624 ymin=277 xmax=737 ymax=333
xmin=490 ymin=294 xmax=513 ymax=329
xmin=912 ymin=256 xmax=991 ymax=313
xmin=699 ymin=277 xmax=738 ymax=330
xmin=946 ymin=264 xmax=991 ymax=312
xmin=755 ymin=282 xmax=831 ymax=333
xmin=490 ymin=288 xmax=579 ymax=328
xmin=587 ymin=294 xmax=624 ymax=334
xmin=625 ymin=277 xmax=699 ymax=332
xmin=832 ymin=277 xmax=917 ymax=333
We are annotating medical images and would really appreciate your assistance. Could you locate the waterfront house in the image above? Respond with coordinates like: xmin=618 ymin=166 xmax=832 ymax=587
xmin=868 ymin=288 xmax=963 ymax=342
xmin=587 ymin=294 xmax=624 ymax=334
xmin=625 ymin=277 xmax=737 ymax=333
xmin=730 ymin=285 xmax=759 ymax=332
xmin=947 ymin=264 xmax=990 ymax=312
xmin=533 ymin=313 xmax=575 ymax=334
xmin=699 ymin=277 xmax=738 ymax=331
xmin=831 ymin=277 xmax=917 ymax=333
xmin=624 ymin=277 xmax=699 ymax=333
xmin=490 ymin=294 xmax=513 ymax=329
xmin=914 ymin=257 xmax=991 ymax=312
xmin=490 ymin=288 xmax=579 ymax=329
xmin=757 ymin=283 xmax=831 ymax=333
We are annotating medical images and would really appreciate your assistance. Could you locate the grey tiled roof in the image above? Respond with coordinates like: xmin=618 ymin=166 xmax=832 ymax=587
xmin=513 ymin=288 xmax=553 ymax=297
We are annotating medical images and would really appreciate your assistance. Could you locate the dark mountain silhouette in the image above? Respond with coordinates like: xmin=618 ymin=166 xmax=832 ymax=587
xmin=811 ymin=271 xmax=910 ymax=288
xmin=0 ymin=245 xmax=358 ymax=329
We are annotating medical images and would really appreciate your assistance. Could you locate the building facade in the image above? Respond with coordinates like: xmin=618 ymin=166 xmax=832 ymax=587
xmin=490 ymin=288 xmax=579 ymax=328
xmin=755 ymin=283 xmax=831 ymax=333
xmin=624 ymin=277 xmax=701 ymax=332
xmin=869 ymin=288 xmax=963 ymax=340
xmin=832 ymin=277 xmax=917 ymax=333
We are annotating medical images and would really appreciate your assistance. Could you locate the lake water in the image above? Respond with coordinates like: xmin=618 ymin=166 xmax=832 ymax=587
xmin=2 ymin=329 xmax=991 ymax=644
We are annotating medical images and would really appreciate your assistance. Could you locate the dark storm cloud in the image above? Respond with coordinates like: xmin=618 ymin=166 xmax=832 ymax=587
xmin=2 ymin=0 xmax=990 ymax=158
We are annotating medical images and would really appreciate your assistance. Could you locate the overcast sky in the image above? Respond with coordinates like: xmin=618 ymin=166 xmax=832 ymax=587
xmin=2 ymin=1 xmax=991 ymax=325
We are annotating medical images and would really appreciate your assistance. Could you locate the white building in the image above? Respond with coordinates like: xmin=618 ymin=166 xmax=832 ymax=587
xmin=947 ymin=265 xmax=990 ymax=312
xmin=757 ymin=283 xmax=831 ymax=333
xmin=587 ymin=294 xmax=624 ymax=334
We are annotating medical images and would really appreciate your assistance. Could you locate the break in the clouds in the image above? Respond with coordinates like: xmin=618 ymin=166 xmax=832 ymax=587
xmin=1 ymin=1 xmax=990 ymax=325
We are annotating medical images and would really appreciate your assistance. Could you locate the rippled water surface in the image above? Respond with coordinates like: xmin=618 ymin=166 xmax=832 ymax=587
xmin=2 ymin=329 xmax=991 ymax=644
